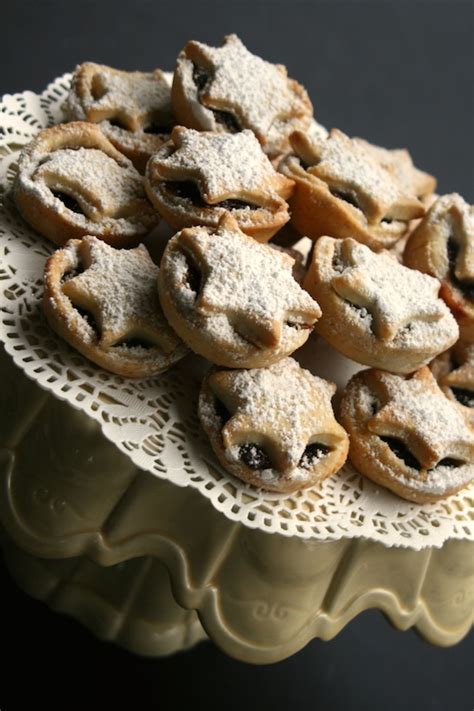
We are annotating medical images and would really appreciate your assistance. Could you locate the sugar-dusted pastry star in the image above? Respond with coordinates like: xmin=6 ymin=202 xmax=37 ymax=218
xmin=354 ymin=137 xmax=436 ymax=199
xmin=151 ymin=126 xmax=291 ymax=204
xmin=178 ymin=216 xmax=321 ymax=347
xmin=62 ymin=237 xmax=177 ymax=352
xmin=331 ymin=239 xmax=446 ymax=341
xmin=176 ymin=33 xmax=312 ymax=144
xmin=290 ymin=128 xmax=425 ymax=224
xmin=206 ymin=358 xmax=347 ymax=473
xmin=368 ymin=368 xmax=474 ymax=469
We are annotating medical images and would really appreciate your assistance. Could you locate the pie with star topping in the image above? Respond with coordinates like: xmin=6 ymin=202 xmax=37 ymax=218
xmin=404 ymin=193 xmax=474 ymax=342
xmin=431 ymin=341 xmax=474 ymax=425
xmin=199 ymin=358 xmax=349 ymax=492
xmin=14 ymin=122 xmax=158 ymax=247
xmin=145 ymin=126 xmax=294 ymax=241
xmin=171 ymin=33 xmax=313 ymax=159
xmin=66 ymin=63 xmax=175 ymax=172
xmin=340 ymin=367 xmax=474 ymax=503
xmin=158 ymin=215 xmax=321 ymax=368
xmin=280 ymin=128 xmax=426 ymax=250
xmin=43 ymin=236 xmax=188 ymax=377
xmin=303 ymin=236 xmax=459 ymax=373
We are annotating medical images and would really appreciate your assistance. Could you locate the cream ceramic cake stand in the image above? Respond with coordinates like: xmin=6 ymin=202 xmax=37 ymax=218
xmin=0 ymin=347 xmax=472 ymax=663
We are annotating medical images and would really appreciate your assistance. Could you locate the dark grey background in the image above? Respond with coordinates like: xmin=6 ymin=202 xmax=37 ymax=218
xmin=1 ymin=2 xmax=473 ymax=710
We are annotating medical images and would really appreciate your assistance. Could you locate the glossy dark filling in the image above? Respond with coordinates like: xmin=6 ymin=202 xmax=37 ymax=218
xmin=451 ymin=387 xmax=474 ymax=408
xmin=239 ymin=443 xmax=272 ymax=470
xmin=380 ymin=436 xmax=421 ymax=470
xmin=285 ymin=320 xmax=313 ymax=331
xmin=164 ymin=181 xmax=258 ymax=211
xmin=180 ymin=250 xmax=202 ymax=295
xmin=436 ymin=457 xmax=464 ymax=468
xmin=299 ymin=443 xmax=330 ymax=469
xmin=60 ymin=267 xmax=81 ymax=285
xmin=192 ymin=63 xmax=240 ymax=132
xmin=214 ymin=397 xmax=231 ymax=426
xmin=330 ymin=188 xmax=360 ymax=210
xmin=108 ymin=117 xmax=129 ymax=131
xmin=51 ymin=190 xmax=84 ymax=214
xmin=143 ymin=123 xmax=170 ymax=136
xmin=75 ymin=306 xmax=99 ymax=336
xmin=447 ymin=237 xmax=474 ymax=301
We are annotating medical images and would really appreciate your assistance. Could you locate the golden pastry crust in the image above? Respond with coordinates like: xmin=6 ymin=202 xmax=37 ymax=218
xmin=145 ymin=126 xmax=293 ymax=242
xmin=353 ymin=138 xmax=436 ymax=200
xmin=303 ymin=236 xmax=459 ymax=374
xmin=340 ymin=367 xmax=474 ymax=503
xmin=43 ymin=236 xmax=188 ymax=378
xmin=431 ymin=341 xmax=474 ymax=424
xmin=280 ymin=128 xmax=426 ymax=251
xmin=171 ymin=33 xmax=313 ymax=158
xmin=199 ymin=358 xmax=349 ymax=493
xmin=158 ymin=215 xmax=321 ymax=368
xmin=66 ymin=62 xmax=175 ymax=172
xmin=404 ymin=193 xmax=474 ymax=342
xmin=14 ymin=122 xmax=158 ymax=247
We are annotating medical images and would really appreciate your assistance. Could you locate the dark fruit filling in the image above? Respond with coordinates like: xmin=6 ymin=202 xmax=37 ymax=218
xmin=239 ymin=443 xmax=272 ymax=470
xmin=212 ymin=109 xmax=240 ymax=133
xmin=181 ymin=250 xmax=202 ymax=295
xmin=51 ymin=190 xmax=83 ymax=214
xmin=192 ymin=64 xmax=241 ymax=132
xmin=330 ymin=188 xmax=360 ymax=210
xmin=447 ymin=237 xmax=474 ymax=301
xmin=108 ymin=117 xmax=129 ymax=131
xmin=214 ymin=398 xmax=231 ymax=426
xmin=451 ymin=387 xmax=474 ymax=408
xmin=299 ymin=443 xmax=330 ymax=469
xmin=75 ymin=306 xmax=99 ymax=336
xmin=143 ymin=124 xmax=170 ymax=136
xmin=165 ymin=181 xmax=257 ymax=211
xmin=192 ymin=64 xmax=209 ymax=92
xmin=435 ymin=457 xmax=464 ymax=468
xmin=380 ymin=436 xmax=421 ymax=470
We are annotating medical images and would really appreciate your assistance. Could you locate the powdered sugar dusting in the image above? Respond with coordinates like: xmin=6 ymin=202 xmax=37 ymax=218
xmin=154 ymin=128 xmax=284 ymax=202
xmin=331 ymin=240 xmax=450 ymax=341
xmin=35 ymin=148 xmax=145 ymax=218
xmin=190 ymin=34 xmax=309 ymax=139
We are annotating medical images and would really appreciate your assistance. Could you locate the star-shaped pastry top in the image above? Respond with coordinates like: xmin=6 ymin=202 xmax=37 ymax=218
xmin=208 ymin=358 xmax=346 ymax=472
xmin=290 ymin=128 xmax=424 ymax=223
xmin=35 ymin=147 xmax=146 ymax=219
xmin=354 ymin=138 xmax=436 ymax=199
xmin=368 ymin=368 xmax=474 ymax=469
xmin=442 ymin=343 xmax=474 ymax=392
xmin=185 ymin=34 xmax=310 ymax=140
xmin=62 ymin=236 xmax=178 ymax=352
xmin=331 ymin=239 xmax=447 ymax=341
xmin=178 ymin=215 xmax=321 ymax=346
xmin=424 ymin=194 xmax=474 ymax=283
xmin=150 ymin=127 xmax=292 ymax=205
xmin=70 ymin=64 xmax=173 ymax=131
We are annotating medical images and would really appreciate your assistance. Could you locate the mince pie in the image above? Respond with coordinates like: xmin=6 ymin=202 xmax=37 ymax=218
xmin=14 ymin=122 xmax=158 ymax=247
xmin=158 ymin=215 xmax=321 ymax=368
xmin=43 ymin=236 xmax=188 ymax=377
xmin=145 ymin=126 xmax=294 ymax=241
xmin=67 ymin=62 xmax=175 ymax=172
xmin=280 ymin=128 xmax=426 ymax=250
xmin=431 ymin=341 xmax=474 ymax=424
xmin=303 ymin=237 xmax=459 ymax=373
xmin=404 ymin=193 xmax=474 ymax=342
xmin=340 ymin=367 xmax=474 ymax=503
xmin=199 ymin=357 xmax=349 ymax=492
xmin=171 ymin=33 xmax=313 ymax=158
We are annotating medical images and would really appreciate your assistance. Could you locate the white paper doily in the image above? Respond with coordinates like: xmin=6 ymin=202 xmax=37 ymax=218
xmin=0 ymin=74 xmax=473 ymax=549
